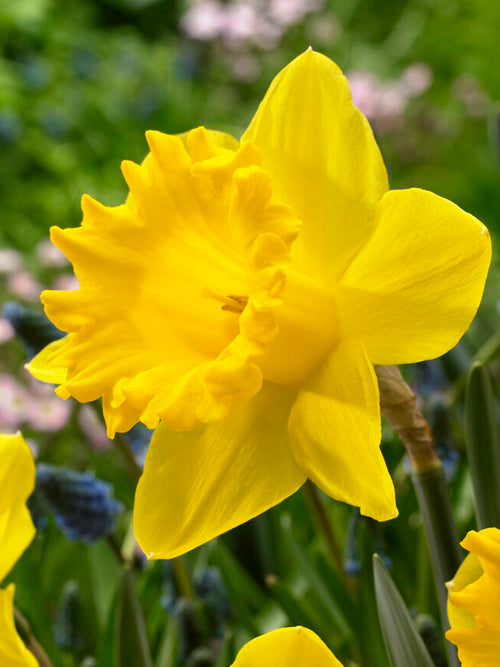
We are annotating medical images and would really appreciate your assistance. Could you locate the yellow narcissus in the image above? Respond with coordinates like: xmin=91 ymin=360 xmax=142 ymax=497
xmin=231 ymin=626 xmax=343 ymax=666
xmin=446 ymin=528 xmax=500 ymax=666
xmin=0 ymin=433 xmax=38 ymax=666
xmin=27 ymin=50 xmax=490 ymax=558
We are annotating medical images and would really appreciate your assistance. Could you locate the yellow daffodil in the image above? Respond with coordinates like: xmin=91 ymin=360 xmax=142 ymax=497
xmin=27 ymin=50 xmax=490 ymax=558
xmin=231 ymin=626 xmax=343 ymax=666
xmin=446 ymin=528 xmax=500 ymax=666
xmin=0 ymin=433 xmax=38 ymax=666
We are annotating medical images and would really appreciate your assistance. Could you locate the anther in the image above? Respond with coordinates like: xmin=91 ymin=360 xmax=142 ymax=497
xmin=203 ymin=288 xmax=248 ymax=314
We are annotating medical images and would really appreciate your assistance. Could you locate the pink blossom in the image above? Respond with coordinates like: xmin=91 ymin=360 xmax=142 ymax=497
xmin=180 ymin=1 xmax=225 ymax=40
xmin=270 ymin=0 xmax=325 ymax=27
xmin=0 ymin=249 xmax=23 ymax=275
xmin=0 ymin=374 xmax=29 ymax=430
xmin=348 ymin=63 xmax=433 ymax=131
xmin=378 ymin=87 xmax=407 ymax=119
xmin=27 ymin=394 xmax=71 ymax=432
xmin=223 ymin=3 xmax=260 ymax=48
xmin=0 ymin=318 xmax=14 ymax=344
xmin=52 ymin=274 xmax=79 ymax=291
xmin=78 ymin=405 xmax=113 ymax=450
xmin=348 ymin=71 xmax=380 ymax=119
xmin=180 ymin=0 xmax=324 ymax=52
xmin=36 ymin=239 xmax=69 ymax=268
xmin=25 ymin=371 xmax=55 ymax=397
xmin=401 ymin=63 xmax=433 ymax=97
xmin=7 ymin=271 xmax=43 ymax=302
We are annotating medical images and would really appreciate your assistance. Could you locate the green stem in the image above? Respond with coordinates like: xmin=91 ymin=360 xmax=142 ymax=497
xmin=114 ymin=433 xmax=142 ymax=481
xmin=14 ymin=607 xmax=53 ymax=667
xmin=375 ymin=365 xmax=461 ymax=667
xmin=411 ymin=465 xmax=461 ymax=608
xmin=416 ymin=529 xmax=432 ymax=612
xmin=172 ymin=558 xmax=214 ymax=641
xmin=107 ymin=534 xmax=128 ymax=567
xmin=172 ymin=557 xmax=196 ymax=601
xmin=412 ymin=466 xmax=461 ymax=667
xmin=303 ymin=481 xmax=348 ymax=583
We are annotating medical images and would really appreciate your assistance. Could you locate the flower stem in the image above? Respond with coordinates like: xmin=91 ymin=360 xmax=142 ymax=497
xmin=14 ymin=607 xmax=53 ymax=667
xmin=107 ymin=533 xmax=128 ymax=566
xmin=114 ymin=432 xmax=142 ymax=481
xmin=375 ymin=365 xmax=461 ymax=667
xmin=303 ymin=481 xmax=346 ymax=581
xmin=172 ymin=556 xmax=196 ymax=601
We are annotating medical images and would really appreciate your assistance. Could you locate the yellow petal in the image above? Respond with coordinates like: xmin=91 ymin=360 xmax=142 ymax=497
xmin=231 ymin=626 xmax=343 ymax=667
xmin=446 ymin=528 xmax=500 ymax=666
xmin=0 ymin=434 xmax=36 ymax=582
xmin=339 ymin=188 xmax=491 ymax=365
xmin=25 ymin=338 xmax=68 ymax=387
xmin=454 ymin=529 xmax=500 ymax=628
xmin=0 ymin=586 xmax=38 ymax=666
xmin=446 ymin=553 xmax=483 ymax=629
xmin=134 ymin=384 xmax=306 ymax=558
xmin=288 ymin=340 xmax=397 ymax=521
xmin=445 ymin=627 xmax=500 ymax=667
xmin=243 ymin=49 xmax=388 ymax=284
xmin=178 ymin=128 xmax=240 ymax=157
xmin=460 ymin=527 xmax=500 ymax=576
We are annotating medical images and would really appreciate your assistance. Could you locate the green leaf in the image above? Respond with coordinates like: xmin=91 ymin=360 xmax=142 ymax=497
xmin=214 ymin=631 xmax=236 ymax=667
xmin=115 ymin=569 xmax=153 ymax=667
xmin=280 ymin=514 xmax=351 ymax=640
xmin=465 ymin=361 xmax=500 ymax=529
xmin=89 ymin=540 xmax=121 ymax=629
xmin=154 ymin=616 xmax=179 ymax=667
xmin=266 ymin=574 xmax=335 ymax=642
xmin=211 ymin=541 xmax=268 ymax=634
xmin=373 ymin=555 xmax=435 ymax=667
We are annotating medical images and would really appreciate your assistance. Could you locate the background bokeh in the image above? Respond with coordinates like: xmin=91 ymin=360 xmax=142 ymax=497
xmin=1 ymin=1 xmax=499 ymax=666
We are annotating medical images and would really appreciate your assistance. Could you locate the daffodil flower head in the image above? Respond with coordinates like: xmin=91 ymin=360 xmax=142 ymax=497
xmin=27 ymin=50 xmax=490 ymax=558
xmin=0 ymin=433 xmax=38 ymax=666
xmin=231 ymin=626 xmax=343 ymax=666
xmin=446 ymin=528 xmax=500 ymax=666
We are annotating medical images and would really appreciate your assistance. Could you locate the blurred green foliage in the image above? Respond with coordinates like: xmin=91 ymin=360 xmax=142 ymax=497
xmin=1 ymin=0 xmax=500 ymax=257
xmin=2 ymin=1 xmax=500 ymax=666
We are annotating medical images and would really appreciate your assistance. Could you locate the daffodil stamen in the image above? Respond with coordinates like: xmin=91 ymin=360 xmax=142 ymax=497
xmin=202 ymin=288 xmax=248 ymax=314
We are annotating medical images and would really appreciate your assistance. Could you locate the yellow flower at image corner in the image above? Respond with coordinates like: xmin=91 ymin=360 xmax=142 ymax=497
xmin=27 ymin=50 xmax=491 ymax=559
xmin=230 ymin=626 xmax=344 ymax=666
xmin=446 ymin=528 xmax=500 ymax=666
xmin=0 ymin=433 xmax=38 ymax=666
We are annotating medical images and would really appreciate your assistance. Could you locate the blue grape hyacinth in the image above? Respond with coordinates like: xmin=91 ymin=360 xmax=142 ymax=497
xmin=35 ymin=464 xmax=123 ymax=543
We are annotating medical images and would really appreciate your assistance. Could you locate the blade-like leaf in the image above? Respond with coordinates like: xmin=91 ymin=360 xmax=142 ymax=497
xmin=465 ymin=361 xmax=500 ymax=528
xmin=373 ymin=555 xmax=435 ymax=667
xmin=115 ymin=569 xmax=153 ymax=667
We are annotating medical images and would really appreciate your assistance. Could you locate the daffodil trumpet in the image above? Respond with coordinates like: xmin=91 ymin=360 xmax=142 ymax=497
xmin=27 ymin=50 xmax=491 ymax=559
